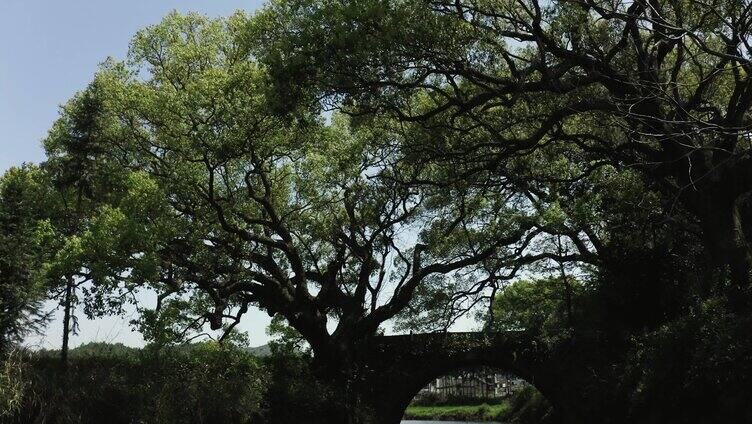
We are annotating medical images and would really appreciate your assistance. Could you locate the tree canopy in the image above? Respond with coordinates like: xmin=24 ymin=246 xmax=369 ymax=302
xmin=40 ymin=0 xmax=752 ymax=359
xmin=255 ymin=0 xmax=752 ymax=295
xmin=42 ymin=12 xmax=545 ymax=361
xmin=5 ymin=2 xmax=752 ymax=422
xmin=0 ymin=166 xmax=50 ymax=353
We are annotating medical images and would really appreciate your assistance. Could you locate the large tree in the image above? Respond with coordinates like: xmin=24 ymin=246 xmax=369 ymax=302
xmin=250 ymin=0 xmax=752 ymax=421
xmin=40 ymin=2 xmax=752 ymax=422
xmin=43 ymin=12 xmax=546 ymax=422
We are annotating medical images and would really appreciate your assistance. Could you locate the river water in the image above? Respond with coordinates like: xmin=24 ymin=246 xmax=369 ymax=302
xmin=401 ymin=421 xmax=502 ymax=424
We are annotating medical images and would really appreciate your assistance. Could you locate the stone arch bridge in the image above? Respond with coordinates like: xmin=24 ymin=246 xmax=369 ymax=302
xmin=354 ymin=331 xmax=569 ymax=423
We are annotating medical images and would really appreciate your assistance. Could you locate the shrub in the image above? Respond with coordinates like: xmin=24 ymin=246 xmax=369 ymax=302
xmin=504 ymin=385 xmax=554 ymax=424
xmin=0 ymin=350 xmax=28 ymax=419
xmin=9 ymin=342 xmax=267 ymax=424
xmin=144 ymin=342 xmax=267 ymax=424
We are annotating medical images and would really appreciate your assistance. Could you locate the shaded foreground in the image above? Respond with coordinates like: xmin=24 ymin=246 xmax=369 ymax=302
xmin=1 ymin=340 xmax=554 ymax=424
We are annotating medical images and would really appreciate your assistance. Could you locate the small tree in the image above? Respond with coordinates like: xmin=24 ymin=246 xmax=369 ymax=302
xmin=0 ymin=166 xmax=51 ymax=354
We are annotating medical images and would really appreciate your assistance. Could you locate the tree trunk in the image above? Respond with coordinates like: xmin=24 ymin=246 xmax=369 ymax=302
xmin=300 ymin=346 xmax=413 ymax=424
xmin=61 ymin=275 xmax=73 ymax=368
xmin=305 ymin=377 xmax=409 ymax=424
xmin=724 ymin=198 xmax=752 ymax=287
xmin=699 ymin=196 xmax=752 ymax=306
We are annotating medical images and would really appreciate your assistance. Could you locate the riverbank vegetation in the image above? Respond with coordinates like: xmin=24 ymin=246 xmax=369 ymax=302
xmin=404 ymin=403 xmax=510 ymax=422
xmin=404 ymin=385 xmax=554 ymax=423
xmin=2 ymin=342 xmax=267 ymax=424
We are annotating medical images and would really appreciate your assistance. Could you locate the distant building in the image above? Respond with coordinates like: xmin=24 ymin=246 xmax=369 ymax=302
xmin=416 ymin=368 xmax=526 ymax=400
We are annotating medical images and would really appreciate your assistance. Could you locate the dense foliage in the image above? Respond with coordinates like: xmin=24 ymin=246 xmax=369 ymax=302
xmin=0 ymin=167 xmax=51 ymax=354
xmin=252 ymin=0 xmax=752 ymax=421
xmin=7 ymin=342 xmax=267 ymax=424
xmin=2 ymin=0 xmax=752 ymax=422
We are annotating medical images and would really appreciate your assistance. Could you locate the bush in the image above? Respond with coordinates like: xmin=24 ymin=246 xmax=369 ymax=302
xmin=0 ymin=350 xmax=29 ymax=419
xmin=625 ymin=298 xmax=752 ymax=423
xmin=258 ymin=347 xmax=333 ymax=424
xmin=9 ymin=342 xmax=267 ymax=424
xmin=504 ymin=385 xmax=555 ymax=424
xmin=14 ymin=343 xmax=145 ymax=424
xmin=411 ymin=391 xmax=504 ymax=407
xmin=143 ymin=343 xmax=266 ymax=424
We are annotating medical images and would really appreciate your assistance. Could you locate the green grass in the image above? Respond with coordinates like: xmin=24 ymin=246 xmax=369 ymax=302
xmin=404 ymin=401 xmax=511 ymax=422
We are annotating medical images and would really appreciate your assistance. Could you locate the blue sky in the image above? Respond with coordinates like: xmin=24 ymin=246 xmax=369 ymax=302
xmin=1 ymin=0 xmax=269 ymax=349
xmin=0 ymin=0 xmax=263 ymax=172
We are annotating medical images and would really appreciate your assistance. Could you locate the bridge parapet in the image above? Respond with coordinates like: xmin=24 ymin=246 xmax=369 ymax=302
xmin=368 ymin=331 xmax=541 ymax=371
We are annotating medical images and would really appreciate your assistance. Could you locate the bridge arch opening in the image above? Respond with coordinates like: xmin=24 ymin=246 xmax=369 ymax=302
xmin=399 ymin=365 xmax=551 ymax=423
